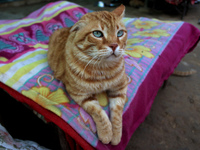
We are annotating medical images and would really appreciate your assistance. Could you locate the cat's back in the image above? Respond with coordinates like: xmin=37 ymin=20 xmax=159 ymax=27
xmin=47 ymin=27 xmax=71 ymax=80
xmin=48 ymin=27 xmax=70 ymax=54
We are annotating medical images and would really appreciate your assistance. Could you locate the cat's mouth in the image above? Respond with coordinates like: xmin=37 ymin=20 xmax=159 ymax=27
xmin=106 ymin=53 xmax=119 ymax=60
xmin=110 ymin=53 xmax=117 ymax=57
xmin=97 ymin=48 xmax=122 ymax=60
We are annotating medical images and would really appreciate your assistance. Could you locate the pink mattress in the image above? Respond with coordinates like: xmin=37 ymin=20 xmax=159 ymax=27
xmin=0 ymin=1 xmax=199 ymax=150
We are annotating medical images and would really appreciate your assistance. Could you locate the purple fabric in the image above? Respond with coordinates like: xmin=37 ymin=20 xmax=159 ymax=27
xmin=0 ymin=1 xmax=199 ymax=150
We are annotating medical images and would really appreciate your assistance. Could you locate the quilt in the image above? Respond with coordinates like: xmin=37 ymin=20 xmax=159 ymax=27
xmin=0 ymin=1 xmax=200 ymax=150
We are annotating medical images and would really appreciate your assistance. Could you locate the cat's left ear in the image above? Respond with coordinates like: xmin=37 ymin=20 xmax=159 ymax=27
xmin=111 ymin=4 xmax=125 ymax=18
xmin=70 ymin=20 xmax=86 ymax=32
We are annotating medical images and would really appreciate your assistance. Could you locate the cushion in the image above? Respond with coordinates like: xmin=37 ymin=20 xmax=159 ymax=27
xmin=0 ymin=1 xmax=199 ymax=150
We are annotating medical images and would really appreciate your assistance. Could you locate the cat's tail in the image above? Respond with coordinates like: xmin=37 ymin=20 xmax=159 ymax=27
xmin=172 ymin=69 xmax=197 ymax=77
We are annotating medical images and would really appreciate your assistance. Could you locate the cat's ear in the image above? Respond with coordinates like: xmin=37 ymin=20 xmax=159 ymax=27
xmin=111 ymin=4 xmax=125 ymax=18
xmin=70 ymin=20 xmax=86 ymax=32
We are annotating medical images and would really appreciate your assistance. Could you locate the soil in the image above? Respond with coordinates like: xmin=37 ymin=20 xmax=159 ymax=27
xmin=0 ymin=0 xmax=199 ymax=150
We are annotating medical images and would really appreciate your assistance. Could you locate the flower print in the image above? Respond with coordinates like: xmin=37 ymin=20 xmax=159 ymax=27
xmin=125 ymin=45 xmax=154 ymax=58
xmin=78 ymin=108 xmax=96 ymax=133
xmin=127 ymin=75 xmax=132 ymax=84
xmin=127 ymin=27 xmax=138 ymax=33
xmin=48 ymin=24 xmax=62 ymax=32
xmin=12 ymin=33 xmax=33 ymax=44
xmin=127 ymin=38 xmax=144 ymax=46
xmin=132 ymin=29 xmax=170 ymax=38
xmin=96 ymin=92 xmax=108 ymax=107
xmin=73 ymin=11 xmax=84 ymax=20
xmin=0 ymin=57 xmax=8 ymax=62
xmin=22 ymin=87 xmax=69 ymax=116
xmin=132 ymin=20 xmax=159 ymax=29
xmin=124 ymin=56 xmax=143 ymax=72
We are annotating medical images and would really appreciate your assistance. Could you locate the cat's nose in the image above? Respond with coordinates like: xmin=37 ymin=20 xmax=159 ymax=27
xmin=109 ymin=43 xmax=118 ymax=52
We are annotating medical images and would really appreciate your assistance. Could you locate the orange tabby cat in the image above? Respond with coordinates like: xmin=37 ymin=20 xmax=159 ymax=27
xmin=47 ymin=5 xmax=128 ymax=145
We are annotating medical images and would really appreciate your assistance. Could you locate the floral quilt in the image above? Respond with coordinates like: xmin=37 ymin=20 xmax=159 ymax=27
xmin=0 ymin=1 xmax=199 ymax=150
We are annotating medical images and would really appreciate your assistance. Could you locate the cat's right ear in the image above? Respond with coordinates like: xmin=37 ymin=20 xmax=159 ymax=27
xmin=70 ymin=20 xmax=86 ymax=32
xmin=111 ymin=4 xmax=125 ymax=19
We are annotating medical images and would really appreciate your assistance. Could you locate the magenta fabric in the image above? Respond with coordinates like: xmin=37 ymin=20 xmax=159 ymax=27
xmin=0 ymin=1 xmax=200 ymax=150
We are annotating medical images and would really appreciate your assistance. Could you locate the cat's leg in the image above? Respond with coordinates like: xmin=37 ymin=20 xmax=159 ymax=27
xmin=108 ymin=84 xmax=127 ymax=145
xmin=71 ymin=94 xmax=113 ymax=144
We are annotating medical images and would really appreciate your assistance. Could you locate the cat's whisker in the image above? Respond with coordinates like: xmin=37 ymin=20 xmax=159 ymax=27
xmin=99 ymin=51 xmax=108 ymax=53
xmin=73 ymin=51 xmax=87 ymax=58
xmin=98 ymin=54 xmax=107 ymax=57
xmin=74 ymin=55 xmax=88 ymax=64
xmin=98 ymin=51 xmax=108 ymax=54
xmin=97 ymin=57 xmax=104 ymax=68
xmin=73 ymin=51 xmax=92 ymax=64
xmin=122 ymin=53 xmax=126 ymax=56
xmin=98 ymin=51 xmax=110 ymax=57
xmin=81 ymin=55 xmax=98 ymax=78
xmin=93 ymin=57 xmax=101 ymax=69
xmin=85 ymin=50 xmax=94 ymax=55
xmin=73 ymin=51 xmax=83 ymax=59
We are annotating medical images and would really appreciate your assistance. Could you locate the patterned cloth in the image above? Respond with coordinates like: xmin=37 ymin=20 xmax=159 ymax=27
xmin=0 ymin=124 xmax=49 ymax=150
xmin=0 ymin=1 xmax=199 ymax=150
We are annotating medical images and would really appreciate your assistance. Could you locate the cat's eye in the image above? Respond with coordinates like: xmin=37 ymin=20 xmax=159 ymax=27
xmin=117 ymin=30 xmax=124 ymax=37
xmin=93 ymin=31 xmax=103 ymax=38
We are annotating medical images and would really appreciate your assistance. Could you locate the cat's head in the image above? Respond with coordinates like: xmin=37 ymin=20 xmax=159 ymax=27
xmin=70 ymin=5 xmax=127 ymax=63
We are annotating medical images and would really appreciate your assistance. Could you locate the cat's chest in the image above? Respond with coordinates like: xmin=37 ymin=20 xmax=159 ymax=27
xmin=84 ymin=80 xmax=114 ymax=94
xmin=83 ymin=72 xmax=122 ymax=93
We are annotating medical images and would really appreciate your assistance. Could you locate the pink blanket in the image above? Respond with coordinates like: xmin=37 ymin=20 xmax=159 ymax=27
xmin=0 ymin=1 xmax=200 ymax=150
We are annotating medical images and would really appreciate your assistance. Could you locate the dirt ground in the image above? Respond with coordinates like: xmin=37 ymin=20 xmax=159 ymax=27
xmin=0 ymin=0 xmax=200 ymax=150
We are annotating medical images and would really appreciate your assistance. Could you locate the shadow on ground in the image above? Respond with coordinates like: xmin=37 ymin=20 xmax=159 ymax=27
xmin=0 ymin=0 xmax=199 ymax=149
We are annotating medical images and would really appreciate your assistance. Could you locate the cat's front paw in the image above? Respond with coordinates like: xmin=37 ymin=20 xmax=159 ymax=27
xmin=111 ymin=131 xmax=122 ymax=145
xmin=97 ymin=121 xmax=112 ymax=144
xmin=95 ymin=112 xmax=113 ymax=144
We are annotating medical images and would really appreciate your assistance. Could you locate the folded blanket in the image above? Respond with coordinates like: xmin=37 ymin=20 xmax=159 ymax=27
xmin=0 ymin=1 xmax=199 ymax=150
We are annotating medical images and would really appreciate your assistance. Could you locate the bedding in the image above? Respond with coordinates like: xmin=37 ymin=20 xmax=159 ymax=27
xmin=0 ymin=1 xmax=199 ymax=150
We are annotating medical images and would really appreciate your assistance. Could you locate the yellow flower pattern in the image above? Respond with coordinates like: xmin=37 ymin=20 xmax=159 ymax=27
xmin=132 ymin=20 xmax=159 ymax=29
xmin=132 ymin=29 xmax=170 ymax=38
xmin=96 ymin=92 xmax=108 ymax=107
xmin=125 ymin=46 xmax=154 ymax=58
xmin=0 ymin=57 xmax=8 ymax=62
xmin=127 ymin=38 xmax=144 ymax=45
xmin=22 ymin=86 xmax=69 ymax=116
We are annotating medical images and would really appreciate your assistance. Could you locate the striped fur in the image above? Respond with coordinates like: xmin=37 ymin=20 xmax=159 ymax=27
xmin=173 ymin=69 xmax=197 ymax=76
xmin=47 ymin=5 xmax=128 ymax=145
